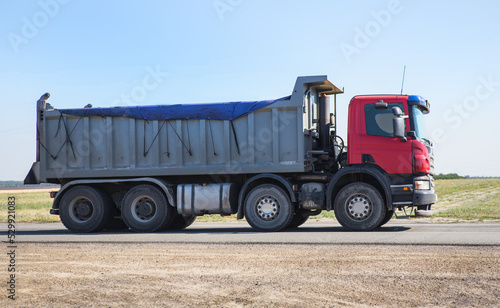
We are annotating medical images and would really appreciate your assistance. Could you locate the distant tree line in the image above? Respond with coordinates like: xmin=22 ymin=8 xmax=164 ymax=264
xmin=434 ymin=173 xmax=464 ymax=180
xmin=0 ymin=181 xmax=59 ymax=188
xmin=434 ymin=173 xmax=499 ymax=179
xmin=0 ymin=181 xmax=23 ymax=187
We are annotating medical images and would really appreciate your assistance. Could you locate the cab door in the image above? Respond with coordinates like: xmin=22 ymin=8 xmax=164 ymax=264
xmin=360 ymin=100 xmax=412 ymax=174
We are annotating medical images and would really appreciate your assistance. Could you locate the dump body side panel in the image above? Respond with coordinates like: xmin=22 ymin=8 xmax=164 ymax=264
xmin=29 ymin=75 xmax=344 ymax=184
xmin=38 ymin=102 xmax=305 ymax=182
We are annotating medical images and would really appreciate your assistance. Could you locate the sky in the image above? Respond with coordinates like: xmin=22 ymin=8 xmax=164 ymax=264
xmin=1 ymin=0 xmax=500 ymax=180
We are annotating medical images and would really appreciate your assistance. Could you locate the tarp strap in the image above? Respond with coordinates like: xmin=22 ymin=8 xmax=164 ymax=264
xmin=165 ymin=123 xmax=170 ymax=157
xmin=58 ymin=111 xmax=77 ymax=159
xmin=38 ymin=125 xmax=57 ymax=160
xmin=55 ymin=114 xmax=63 ymax=138
xmin=230 ymin=120 xmax=240 ymax=155
xmin=39 ymin=115 xmax=82 ymax=160
xmin=143 ymin=121 xmax=147 ymax=157
xmin=143 ymin=121 xmax=167 ymax=157
xmin=186 ymin=121 xmax=192 ymax=156
xmin=167 ymin=120 xmax=192 ymax=156
xmin=208 ymin=120 xmax=217 ymax=156
xmin=54 ymin=113 xmax=75 ymax=158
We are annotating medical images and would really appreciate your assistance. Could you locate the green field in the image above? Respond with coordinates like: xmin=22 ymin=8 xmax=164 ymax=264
xmin=0 ymin=189 xmax=60 ymax=222
xmin=432 ymin=178 xmax=500 ymax=221
xmin=1 ymin=179 xmax=499 ymax=223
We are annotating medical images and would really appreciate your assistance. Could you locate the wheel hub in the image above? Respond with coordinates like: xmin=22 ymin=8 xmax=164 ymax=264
xmin=256 ymin=196 xmax=279 ymax=220
xmin=137 ymin=200 xmax=154 ymax=216
xmin=69 ymin=197 xmax=94 ymax=222
xmin=347 ymin=195 xmax=372 ymax=220
xmin=132 ymin=196 xmax=156 ymax=221
xmin=75 ymin=201 xmax=92 ymax=217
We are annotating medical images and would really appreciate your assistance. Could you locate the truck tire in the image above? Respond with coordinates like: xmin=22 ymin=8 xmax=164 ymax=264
xmin=286 ymin=213 xmax=309 ymax=229
xmin=121 ymin=184 xmax=174 ymax=232
xmin=104 ymin=218 xmax=129 ymax=231
xmin=59 ymin=185 xmax=112 ymax=233
xmin=377 ymin=209 xmax=394 ymax=228
xmin=165 ymin=214 xmax=196 ymax=230
xmin=244 ymin=184 xmax=294 ymax=232
xmin=334 ymin=182 xmax=386 ymax=231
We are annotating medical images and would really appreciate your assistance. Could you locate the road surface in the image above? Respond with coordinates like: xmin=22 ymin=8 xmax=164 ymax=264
xmin=7 ymin=220 xmax=500 ymax=245
xmin=3 ymin=221 xmax=500 ymax=307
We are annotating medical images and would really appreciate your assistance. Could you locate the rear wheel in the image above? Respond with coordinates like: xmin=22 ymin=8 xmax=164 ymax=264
xmin=121 ymin=184 xmax=174 ymax=232
xmin=59 ymin=185 xmax=111 ymax=233
xmin=334 ymin=183 xmax=386 ymax=231
xmin=166 ymin=214 xmax=196 ymax=230
xmin=104 ymin=218 xmax=129 ymax=231
xmin=244 ymin=184 xmax=294 ymax=232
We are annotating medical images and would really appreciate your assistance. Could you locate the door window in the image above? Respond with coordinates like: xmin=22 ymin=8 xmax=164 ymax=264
xmin=364 ymin=103 xmax=405 ymax=137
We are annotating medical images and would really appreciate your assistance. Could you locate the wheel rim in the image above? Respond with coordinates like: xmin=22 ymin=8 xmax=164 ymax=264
xmin=69 ymin=197 xmax=94 ymax=223
xmin=256 ymin=195 xmax=280 ymax=221
xmin=131 ymin=195 xmax=157 ymax=222
xmin=346 ymin=194 xmax=373 ymax=220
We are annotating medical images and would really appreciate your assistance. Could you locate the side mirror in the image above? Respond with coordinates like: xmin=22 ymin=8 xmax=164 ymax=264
xmin=392 ymin=106 xmax=407 ymax=142
xmin=392 ymin=106 xmax=404 ymax=116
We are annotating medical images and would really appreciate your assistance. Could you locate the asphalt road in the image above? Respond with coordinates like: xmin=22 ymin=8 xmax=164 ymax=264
xmin=5 ymin=220 xmax=500 ymax=245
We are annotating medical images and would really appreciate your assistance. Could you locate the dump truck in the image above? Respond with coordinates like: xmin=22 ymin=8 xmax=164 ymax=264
xmin=25 ymin=75 xmax=437 ymax=232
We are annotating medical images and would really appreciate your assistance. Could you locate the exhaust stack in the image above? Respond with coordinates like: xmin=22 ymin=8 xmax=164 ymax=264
xmin=318 ymin=93 xmax=331 ymax=150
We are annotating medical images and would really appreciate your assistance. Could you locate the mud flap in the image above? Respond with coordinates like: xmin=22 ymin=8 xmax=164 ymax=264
xmin=24 ymin=162 xmax=40 ymax=185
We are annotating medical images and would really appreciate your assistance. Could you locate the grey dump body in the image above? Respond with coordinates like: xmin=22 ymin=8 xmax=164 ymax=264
xmin=27 ymin=76 xmax=342 ymax=184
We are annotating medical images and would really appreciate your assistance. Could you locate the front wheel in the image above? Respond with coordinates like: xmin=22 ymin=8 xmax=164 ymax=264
xmin=334 ymin=183 xmax=386 ymax=231
xmin=286 ymin=212 xmax=309 ymax=229
xmin=244 ymin=184 xmax=294 ymax=232
xmin=378 ymin=209 xmax=394 ymax=228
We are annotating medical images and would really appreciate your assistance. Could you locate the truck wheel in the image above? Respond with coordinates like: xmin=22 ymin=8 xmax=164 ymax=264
xmin=121 ymin=184 xmax=174 ymax=232
xmin=334 ymin=183 xmax=386 ymax=231
xmin=104 ymin=218 xmax=129 ymax=231
xmin=244 ymin=184 xmax=294 ymax=232
xmin=377 ymin=209 xmax=394 ymax=228
xmin=59 ymin=186 xmax=111 ymax=233
xmin=165 ymin=214 xmax=196 ymax=230
xmin=286 ymin=213 xmax=309 ymax=229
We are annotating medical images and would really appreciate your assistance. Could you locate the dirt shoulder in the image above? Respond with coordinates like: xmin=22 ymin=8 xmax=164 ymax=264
xmin=5 ymin=243 xmax=500 ymax=307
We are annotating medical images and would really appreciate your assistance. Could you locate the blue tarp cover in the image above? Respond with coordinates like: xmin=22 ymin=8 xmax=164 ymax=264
xmin=59 ymin=96 xmax=291 ymax=121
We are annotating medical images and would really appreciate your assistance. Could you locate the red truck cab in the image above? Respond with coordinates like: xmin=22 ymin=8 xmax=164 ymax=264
xmin=346 ymin=94 xmax=436 ymax=215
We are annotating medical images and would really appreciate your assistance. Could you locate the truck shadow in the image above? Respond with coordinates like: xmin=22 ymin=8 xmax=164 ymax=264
xmin=15 ymin=225 xmax=410 ymax=236
xmin=165 ymin=225 xmax=411 ymax=234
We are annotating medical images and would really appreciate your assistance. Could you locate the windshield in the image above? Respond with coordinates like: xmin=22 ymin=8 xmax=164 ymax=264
xmin=411 ymin=105 xmax=430 ymax=145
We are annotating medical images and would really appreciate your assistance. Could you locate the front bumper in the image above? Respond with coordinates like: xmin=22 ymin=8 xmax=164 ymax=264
xmin=390 ymin=175 xmax=437 ymax=208
xmin=413 ymin=175 xmax=437 ymax=206
xmin=413 ymin=189 xmax=437 ymax=205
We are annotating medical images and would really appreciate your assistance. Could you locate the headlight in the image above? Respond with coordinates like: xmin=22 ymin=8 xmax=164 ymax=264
xmin=415 ymin=180 xmax=430 ymax=190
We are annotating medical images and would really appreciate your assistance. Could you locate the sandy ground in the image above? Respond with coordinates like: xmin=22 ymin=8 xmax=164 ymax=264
xmin=3 ymin=243 xmax=499 ymax=307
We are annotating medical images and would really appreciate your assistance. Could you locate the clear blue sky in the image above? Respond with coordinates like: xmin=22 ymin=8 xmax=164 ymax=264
xmin=1 ymin=0 xmax=499 ymax=180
